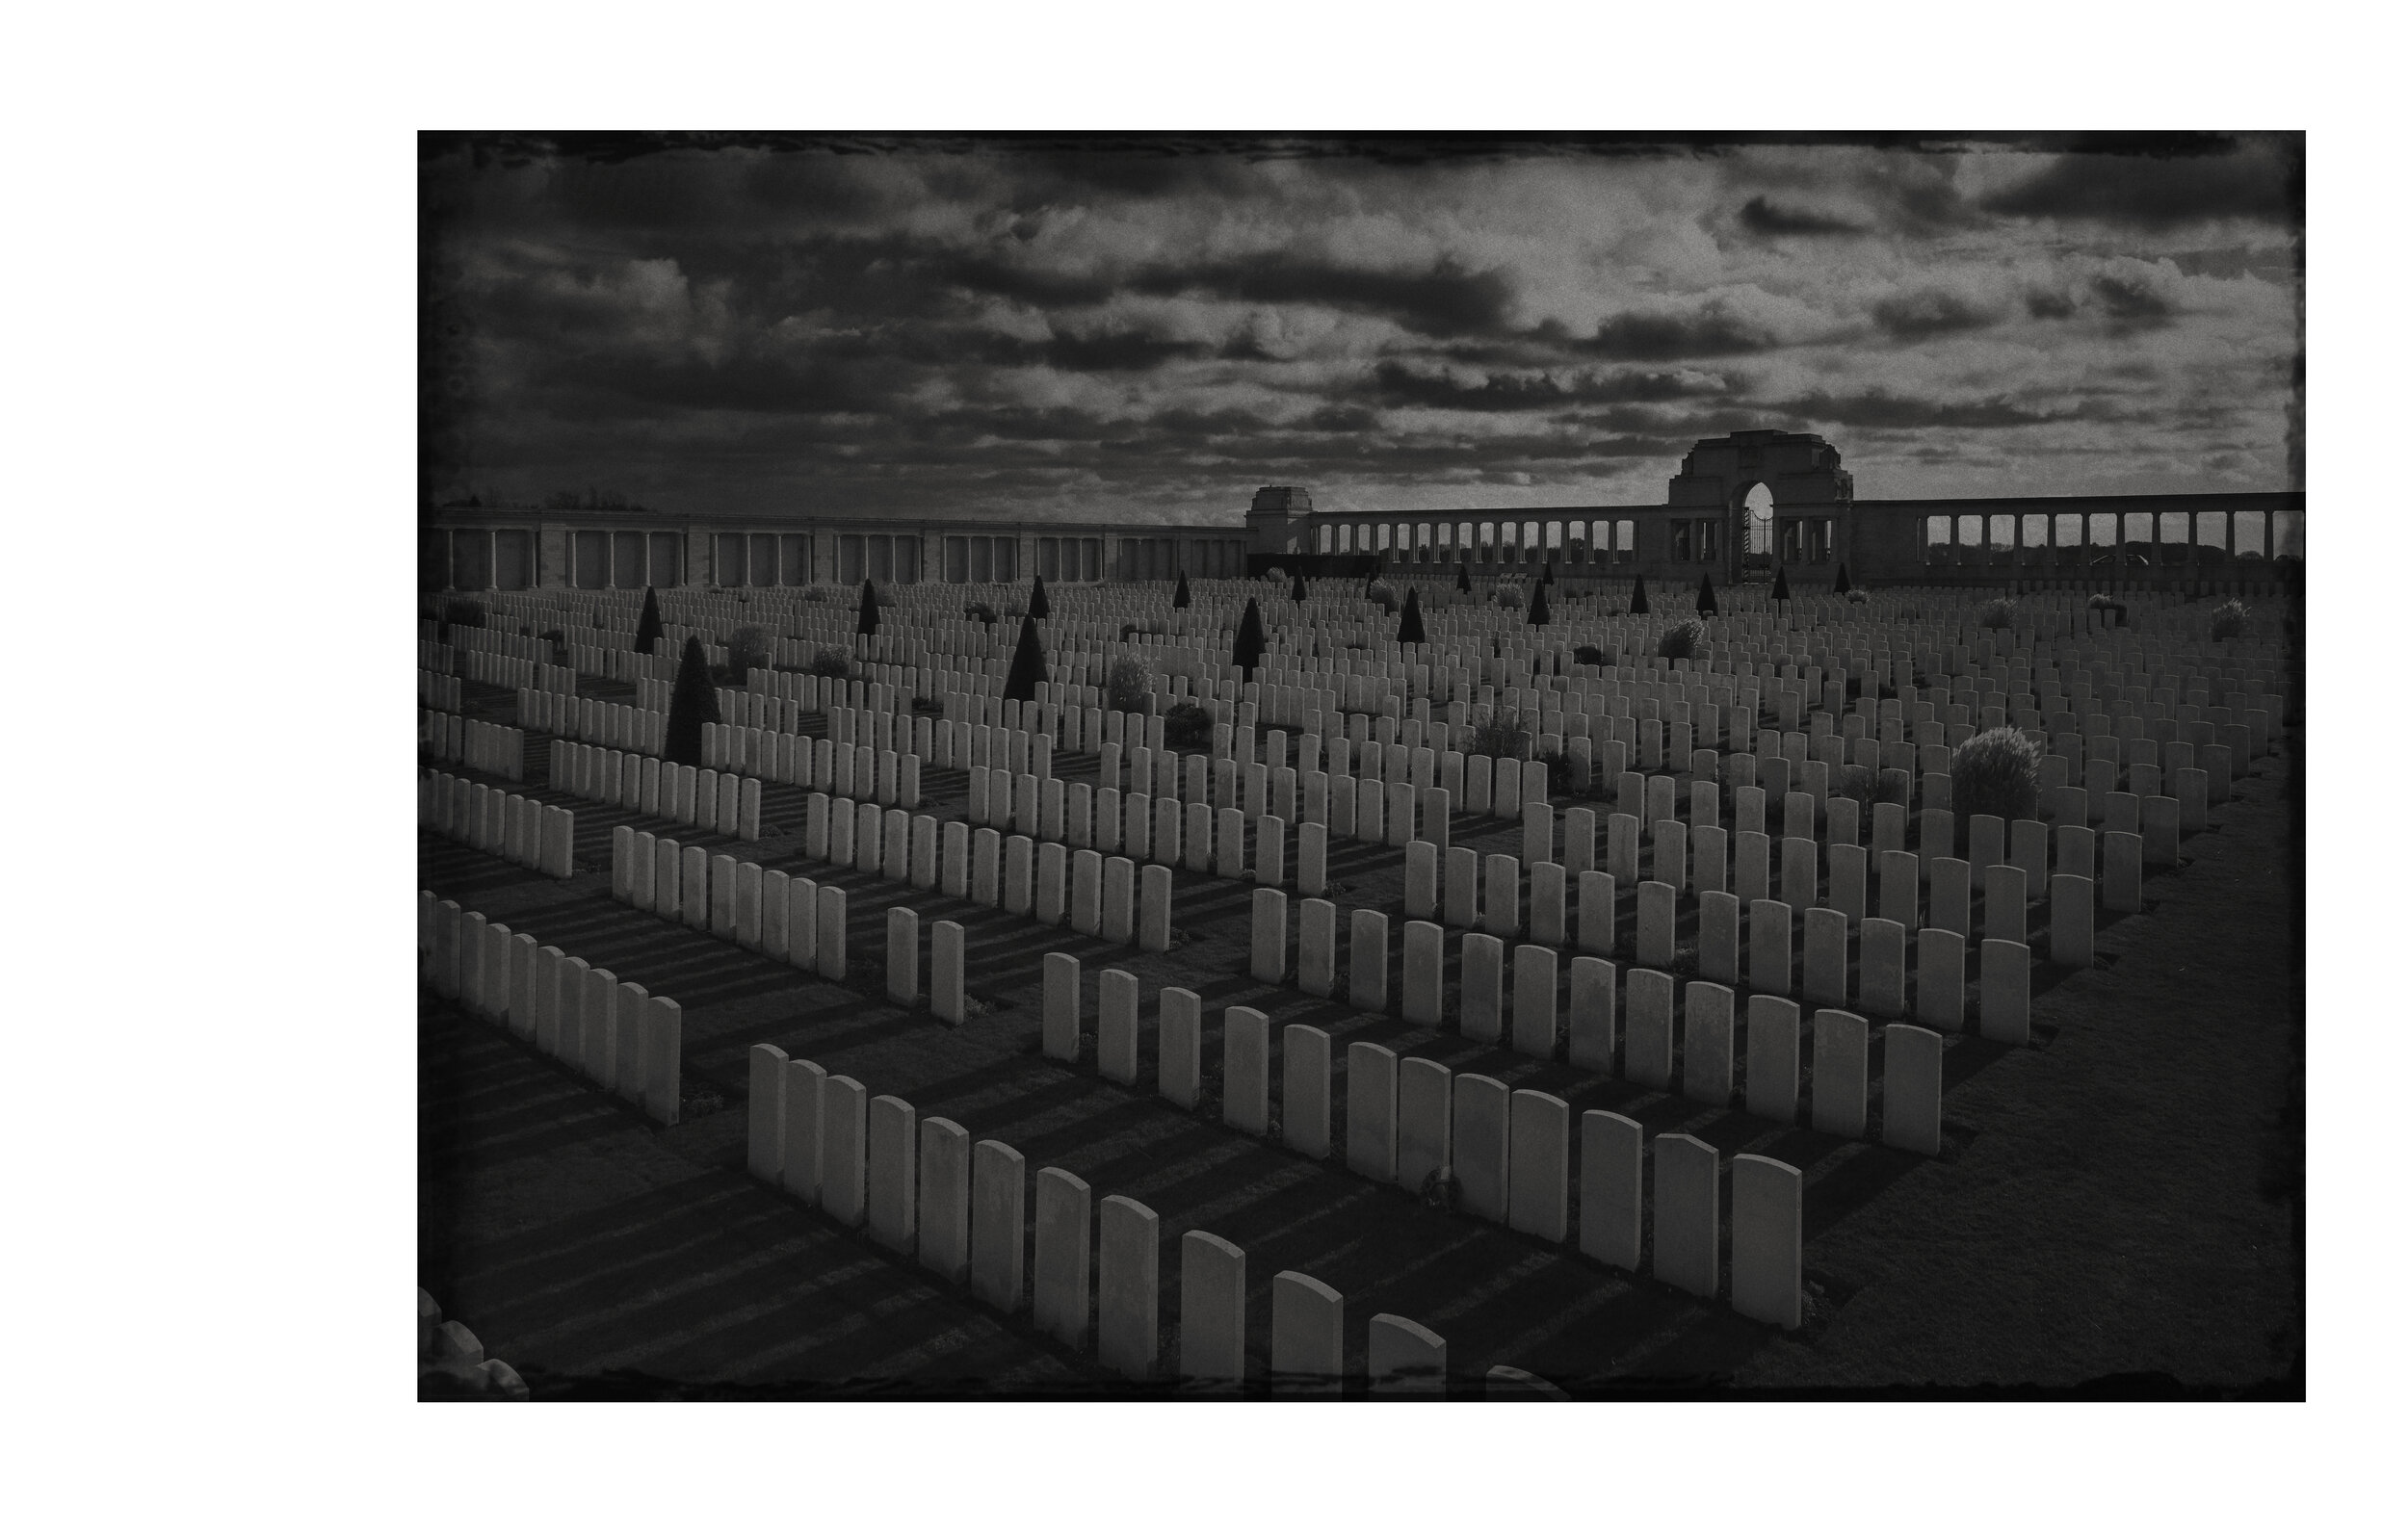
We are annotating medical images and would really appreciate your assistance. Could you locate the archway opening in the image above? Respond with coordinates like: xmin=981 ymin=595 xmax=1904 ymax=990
xmin=1741 ymin=483 xmax=1775 ymax=578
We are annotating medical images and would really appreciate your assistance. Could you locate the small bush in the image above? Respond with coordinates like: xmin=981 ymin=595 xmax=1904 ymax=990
xmin=2087 ymin=592 xmax=2112 ymax=610
xmin=1844 ymin=587 xmax=1869 ymax=605
xmin=1572 ymin=643 xmax=1605 ymax=666
xmin=1465 ymin=706 xmax=1531 ymax=761
xmin=805 ymin=644 xmax=853 ymax=679
xmin=1366 ymin=578 xmax=1397 ymax=613
xmin=1656 ymin=618 xmax=1705 ymax=660
xmin=537 ymin=628 xmax=565 ymax=646
xmin=1161 ymin=700 xmax=1214 ymax=751
xmin=1950 ymin=726 xmax=2043 ymax=825
xmin=964 ymin=601 xmax=998 ymax=625
xmin=800 ymin=584 xmax=845 ymax=604
xmin=727 ymin=624 xmax=772 ymax=678
xmin=1120 ymin=621 xmax=1161 ymax=642
xmin=1264 ymin=566 xmax=1286 ymax=582
xmin=2211 ymin=599 xmax=2249 ymax=641
xmin=1495 ymin=584 xmax=1526 ymax=610
xmin=1106 ymin=656 xmax=1153 ymax=713
xmin=1832 ymin=763 xmax=1907 ymax=817
xmin=442 ymin=597 xmax=486 ymax=629
xmin=1976 ymin=597 xmax=2017 ymax=631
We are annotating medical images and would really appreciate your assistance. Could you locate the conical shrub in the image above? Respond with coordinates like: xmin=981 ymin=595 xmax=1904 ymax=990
xmin=1771 ymin=565 xmax=1791 ymax=601
xmin=1528 ymin=580 xmax=1551 ymax=626
xmin=1030 ymin=575 xmax=1051 ymax=620
xmin=1002 ymin=613 xmax=1047 ymax=701
xmin=663 ymin=635 xmax=720 ymax=766
xmin=1696 ymin=572 xmax=1717 ymax=616
xmin=855 ymin=578 xmax=880 ymax=636
xmin=1631 ymin=574 xmax=1650 ymax=615
xmin=1171 ymin=571 xmax=1189 ymax=610
xmin=1233 ymin=596 xmax=1268 ymax=678
xmin=1397 ymin=586 xmax=1426 ymax=644
xmin=635 ymin=586 xmax=664 ymax=655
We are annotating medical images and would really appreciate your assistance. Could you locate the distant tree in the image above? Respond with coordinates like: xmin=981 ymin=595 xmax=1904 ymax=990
xmin=1290 ymin=571 xmax=1307 ymax=603
xmin=855 ymin=578 xmax=880 ymax=636
xmin=1771 ymin=564 xmax=1791 ymax=601
xmin=1397 ymin=586 xmax=1426 ymax=644
xmin=663 ymin=635 xmax=720 ymax=766
xmin=1832 ymin=562 xmax=1852 ymax=595
xmin=1002 ymin=613 xmax=1048 ymax=701
xmin=1456 ymin=561 xmax=1472 ymax=594
xmin=1029 ymin=574 xmax=1051 ymax=620
xmin=635 ymin=585 xmax=664 ymax=654
xmin=1630 ymin=573 xmax=1650 ymax=615
xmin=1232 ymin=597 xmax=1268 ymax=678
xmin=1541 ymin=558 xmax=1556 ymax=586
xmin=1528 ymin=579 xmax=1551 ymax=627
xmin=1696 ymin=571 xmax=1718 ymax=616
xmin=1172 ymin=570 xmax=1190 ymax=609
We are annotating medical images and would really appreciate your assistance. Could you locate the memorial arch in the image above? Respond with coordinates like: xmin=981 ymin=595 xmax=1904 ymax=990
xmin=1666 ymin=428 xmax=1855 ymax=583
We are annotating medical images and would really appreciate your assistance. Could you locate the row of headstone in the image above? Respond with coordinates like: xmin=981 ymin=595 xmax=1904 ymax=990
xmin=551 ymin=740 xmax=761 ymax=841
xmin=419 ymin=892 xmax=681 ymax=1126
xmin=419 ymin=710 xmax=523 ymax=782
xmin=520 ymin=688 xmax=666 ymax=757
xmin=798 ymin=793 xmax=1179 ymax=955
xmin=1027 ymin=972 xmax=1815 ymax=1327
xmin=706 ymin=723 xmax=922 ymax=811
xmin=745 ymin=1045 xmax=1494 ymax=1389
xmin=418 ymin=769 xmax=573 ymax=877
xmin=417 ymin=667 xmax=463 ymax=714
xmin=609 ymin=827 xmax=851 ymax=982
xmin=459 ymin=646 xmax=575 ymax=696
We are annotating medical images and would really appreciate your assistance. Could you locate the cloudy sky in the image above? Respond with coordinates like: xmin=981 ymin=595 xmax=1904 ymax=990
xmin=421 ymin=132 xmax=2302 ymax=526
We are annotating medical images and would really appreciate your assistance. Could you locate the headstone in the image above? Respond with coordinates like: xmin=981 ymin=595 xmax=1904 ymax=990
xmin=1625 ymin=968 xmax=1674 ymax=1089
xmin=1033 ymin=1167 xmax=1092 ymax=1348
xmin=1682 ymin=982 xmax=1736 ymax=1105
xmin=1179 ymin=1231 xmax=1246 ymax=1385
xmin=971 ymin=1140 xmax=1027 ymax=1313
xmin=1222 ymin=1006 xmax=1271 ymax=1134
xmin=1368 ymin=1313 xmax=1448 ymax=1395
xmin=1346 ymin=1041 xmax=1399 ymax=1181
xmin=1578 ymin=1109 xmax=1643 ymax=1269
xmin=1270 ymin=1271 xmax=1344 ymax=1393
xmin=1506 ymin=1090 xmax=1570 ymax=1241
xmin=1098 ymin=969 xmax=1140 ymax=1084
xmin=1730 ymin=1154 xmax=1803 ymax=1330
xmin=866 ymin=1094 xmax=919 ymax=1251
xmin=916 ymin=1116 xmax=971 ymax=1283
xmin=1096 ymin=1195 xmax=1160 ymax=1381
xmin=1158 ymin=988 xmax=1201 ymax=1107
xmin=1283 ymin=1025 xmax=1332 ymax=1158
xmin=1810 ymin=1009 xmax=1869 ymax=1137
xmin=1459 ymin=932 xmax=1505 ymax=1043
xmin=1882 ymin=1024 xmax=1944 ymax=1154
xmin=1397 ymin=1057 xmax=1453 ymax=1192
xmin=1511 ymin=944 xmax=1558 ymax=1057
xmin=1349 ymin=909 xmax=1390 ymax=1013
xmin=1744 ymin=995 xmax=1800 ymax=1123
xmin=1652 ymin=1133 xmax=1719 ymax=1299
xmin=820 ymin=1076 xmax=868 ymax=1227
xmin=1979 ymin=938 xmax=2031 ymax=1044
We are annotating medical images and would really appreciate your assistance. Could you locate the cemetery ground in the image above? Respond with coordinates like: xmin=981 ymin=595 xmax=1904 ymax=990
xmin=417 ymin=609 xmax=2303 ymax=1399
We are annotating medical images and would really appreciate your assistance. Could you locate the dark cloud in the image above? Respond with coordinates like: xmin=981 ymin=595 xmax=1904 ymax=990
xmin=1738 ymin=195 xmax=1867 ymax=236
xmin=1127 ymin=254 xmax=1516 ymax=338
xmin=2089 ymin=273 xmax=2175 ymax=328
xmin=2025 ymin=288 xmax=2080 ymax=321
xmin=1361 ymin=362 xmax=1731 ymax=412
xmin=1785 ymin=389 xmax=2075 ymax=431
xmin=1981 ymin=137 xmax=2302 ymax=227
xmin=1570 ymin=303 xmax=1778 ymax=361
xmin=1870 ymin=288 xmax=1999 ymax=340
